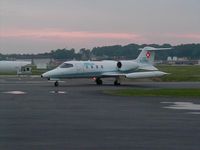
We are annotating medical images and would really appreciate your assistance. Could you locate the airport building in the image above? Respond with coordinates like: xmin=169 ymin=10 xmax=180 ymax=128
xmin=165 ymin=56 xmax=200 ymax=65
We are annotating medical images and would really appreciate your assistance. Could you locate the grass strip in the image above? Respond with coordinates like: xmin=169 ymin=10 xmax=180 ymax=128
xmin=156 ymin=65 xmax=200 ymax=82
xmin=105 ymin=88 xmax=200 ymax=98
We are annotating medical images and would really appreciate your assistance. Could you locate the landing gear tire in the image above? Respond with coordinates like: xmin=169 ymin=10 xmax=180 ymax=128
xmin=96 ymin=78 xmax=103 ymax=85
xmin=54 ymin=81 xmax=59 ymax=87
xmin=114 ymin=80 xmax=121 ymax=86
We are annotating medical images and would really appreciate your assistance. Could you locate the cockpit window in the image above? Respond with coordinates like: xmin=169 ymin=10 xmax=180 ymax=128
xmin=59 ymin=63 xmax=73 ymax=68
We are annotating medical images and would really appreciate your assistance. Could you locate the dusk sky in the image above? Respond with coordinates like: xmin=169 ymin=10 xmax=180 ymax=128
xmin=1 ymin=0 xmax=200 ymax=54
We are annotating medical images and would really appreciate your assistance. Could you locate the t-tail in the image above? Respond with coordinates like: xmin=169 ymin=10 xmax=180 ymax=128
xmin=136 ymin=47 xmax=172 ymax=64
xmin=136 ymin=46 xmax=172 ymax=70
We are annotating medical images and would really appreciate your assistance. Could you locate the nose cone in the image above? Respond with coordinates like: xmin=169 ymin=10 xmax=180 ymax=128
xmin=41 ymin=68 xmax=60 ymax=79
xmin=41 ymin=72 xmax=48 ymax=78
xmin=41 ymin=72 xmax=50 ymax=80
xmin=41 ymin=70 xmax=52 ymax=78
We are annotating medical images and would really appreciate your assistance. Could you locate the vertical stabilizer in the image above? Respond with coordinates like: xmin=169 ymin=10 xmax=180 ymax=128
xmin=136 ymin=47 xmax=171 ymax=64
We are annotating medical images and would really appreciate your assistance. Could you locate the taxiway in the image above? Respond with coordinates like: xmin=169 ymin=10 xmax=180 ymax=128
xmin=0 ymin=77 xmax=200 ymax=150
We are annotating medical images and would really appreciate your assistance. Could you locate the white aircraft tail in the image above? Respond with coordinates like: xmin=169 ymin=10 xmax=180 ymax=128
xmin=136 ymin=47 xmax=171 ymax=64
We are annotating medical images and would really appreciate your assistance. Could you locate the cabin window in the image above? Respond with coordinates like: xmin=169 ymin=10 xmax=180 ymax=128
xmin=59 ymin=63 xmax=73 ymax=68
xmin=86 ymin=65 xmax=89 ymax=69
xmin=91 ymin=65 xmax=94 ymax=69
xmin=96 ymin=65 xmax=98 ymax=69
xmin=101 ymin=65 xmax=103 ymax=69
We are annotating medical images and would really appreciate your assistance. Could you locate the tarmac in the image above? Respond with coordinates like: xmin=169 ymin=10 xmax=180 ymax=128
xmin=0 ymin=76 xmax=200 ymax=150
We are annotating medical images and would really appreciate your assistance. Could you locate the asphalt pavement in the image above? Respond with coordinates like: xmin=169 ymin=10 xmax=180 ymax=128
xmin=0 ymin=77 xmax=200 ymax=150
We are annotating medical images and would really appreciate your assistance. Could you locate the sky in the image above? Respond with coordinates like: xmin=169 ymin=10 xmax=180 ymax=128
xmin=0 ymin=0 xmax=200 ymax=54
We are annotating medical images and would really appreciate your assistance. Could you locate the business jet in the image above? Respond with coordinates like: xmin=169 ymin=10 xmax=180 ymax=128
xmin=41 ymin=47 xmax=171 ymax=86
xmin=0 ymin=60 xmax=32 ymax=75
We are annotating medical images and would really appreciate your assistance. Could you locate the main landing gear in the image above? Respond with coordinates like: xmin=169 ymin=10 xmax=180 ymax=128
xmin=114 ymin=78 xmax=121 ymax=86
xmin=95 ymin=78 xmax=103 ymax=85
xmin=95 ymin=77 xmax=121 ymax=86
xmin=54 ymin=81 xmax=59 ymax=87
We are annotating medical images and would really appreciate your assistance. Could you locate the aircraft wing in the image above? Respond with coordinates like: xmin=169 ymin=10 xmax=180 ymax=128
xmin=101 ymin=71 xmax=168 ymax=79
xmin=101 ymin=72 xmax=126 ymax=78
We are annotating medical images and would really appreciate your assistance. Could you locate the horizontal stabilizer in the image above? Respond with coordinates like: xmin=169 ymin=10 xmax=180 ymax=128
xmin=139 ymin=47 xmax=172 ymax=51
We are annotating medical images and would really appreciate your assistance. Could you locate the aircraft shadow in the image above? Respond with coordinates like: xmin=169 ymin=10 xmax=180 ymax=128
xmin=42 ymin=83 xmax=157 ymax=89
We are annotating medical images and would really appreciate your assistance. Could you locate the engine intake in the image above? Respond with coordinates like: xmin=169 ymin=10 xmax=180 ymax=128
xmin=116 ymin=61 xmax=139 ymax=71
xmin=117 ymin=61 xmax=122 ymax=68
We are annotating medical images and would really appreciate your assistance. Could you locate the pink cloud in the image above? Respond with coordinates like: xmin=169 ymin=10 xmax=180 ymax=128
xmin=1 ymin=29 xmax=142 ymax=41
xmin=1 ymin=29 xmax=148 ymax=51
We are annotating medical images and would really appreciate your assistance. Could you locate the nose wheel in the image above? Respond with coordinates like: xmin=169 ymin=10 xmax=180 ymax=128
xmin=54 ymin=81 xmax=59 ymax=87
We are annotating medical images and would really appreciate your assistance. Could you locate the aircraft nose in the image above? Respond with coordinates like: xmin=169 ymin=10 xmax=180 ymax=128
xmin=41 ymin=72 xmax=47 ymax=78
xmin=41 ymin=72 xmax=49 ymax=78
xmin=41 ymin=69 xmax=58 ymax=79
xmin=41 ymin=73 xmax=51 ymax=80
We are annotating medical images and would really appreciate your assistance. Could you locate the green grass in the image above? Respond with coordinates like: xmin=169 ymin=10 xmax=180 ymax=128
xmin=106 ymin=88 xmax=200 ymax=98
xmin=31 ymin=69 xmax=47 ymax=75
xmin=156 ymin=65 xmax=200 ymax=82
xmin=0 ymin=72 xmax=16 ymax=75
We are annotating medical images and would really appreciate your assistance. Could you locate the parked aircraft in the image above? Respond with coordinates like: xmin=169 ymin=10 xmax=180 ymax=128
xmin=41 ymin=47 xmax=171 ymax=86
xmin=0 ymin=61 xmax=32 ymax=75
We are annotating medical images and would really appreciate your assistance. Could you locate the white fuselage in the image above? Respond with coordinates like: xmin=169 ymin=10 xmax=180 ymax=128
xmin=42 ymin=60 xmax=139 ymax=79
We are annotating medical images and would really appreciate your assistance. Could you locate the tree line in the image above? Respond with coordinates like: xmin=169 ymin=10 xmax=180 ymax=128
xmin=1 ymin=43 xmax=200 ymax=61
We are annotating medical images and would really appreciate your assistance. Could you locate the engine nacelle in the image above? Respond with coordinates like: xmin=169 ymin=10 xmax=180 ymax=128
xmin=117 ymin=61 xmax=139 ymax=71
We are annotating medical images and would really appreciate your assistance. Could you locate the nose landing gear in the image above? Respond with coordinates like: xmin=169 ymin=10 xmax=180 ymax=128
xmin=54 ymin=81 xmax=59 ymax=87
